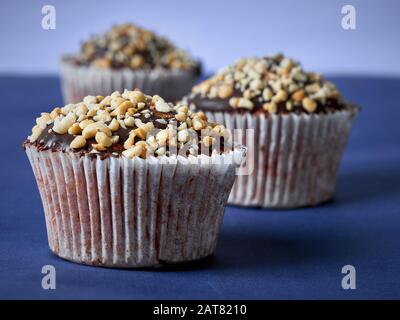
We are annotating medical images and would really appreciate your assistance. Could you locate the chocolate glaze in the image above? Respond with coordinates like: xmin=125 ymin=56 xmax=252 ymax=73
xmin=23 ymin=110 xmax=227 ymax=158
xmin=188 ymin=92 xmax=347 ymax=115
xmin=72 ymin=57 xmax=202 ymax=76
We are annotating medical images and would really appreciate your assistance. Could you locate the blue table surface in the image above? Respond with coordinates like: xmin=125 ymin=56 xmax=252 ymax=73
xmin=0 ymin=75 xmax=399 ymax=300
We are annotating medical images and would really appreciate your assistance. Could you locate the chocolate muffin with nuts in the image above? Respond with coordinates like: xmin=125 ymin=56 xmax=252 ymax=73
xmin=185 ymin=54 xmax=358 ymax=208
xmin=24 ymin=89 xmax=245 ymax=268
xmin=60 ymin=23 xmax=201 ymax=104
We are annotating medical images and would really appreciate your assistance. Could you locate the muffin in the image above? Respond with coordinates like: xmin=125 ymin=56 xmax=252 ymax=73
xmin=60 ymin=23 xmax=201 ymax=104
xmin=23 ymin=89 xmax=245 ymax=268
xmin=184 ymin=54 xmax=358 ymax=208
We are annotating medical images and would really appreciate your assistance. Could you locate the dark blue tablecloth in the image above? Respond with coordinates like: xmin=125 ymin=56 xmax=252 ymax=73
xmin=0 ymin=75 xmax=399 ymax=299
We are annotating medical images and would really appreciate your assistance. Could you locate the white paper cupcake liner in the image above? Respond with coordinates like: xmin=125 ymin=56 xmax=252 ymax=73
xmin=205 ymin=108 xmax=357 ymax=208
xmin=60 ymin=59 xmax=199 ymax=104
xmin=25 ymin=146 xmax=245 ymax=268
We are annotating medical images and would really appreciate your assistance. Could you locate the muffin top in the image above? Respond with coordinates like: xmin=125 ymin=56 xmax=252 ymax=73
xmin=186 ymin=54 xmax=347 ymax=114
xmin=70 ymin=23 xmax=200 ymax=73
xmin=24 ymin=90 xmax=230 ymax=159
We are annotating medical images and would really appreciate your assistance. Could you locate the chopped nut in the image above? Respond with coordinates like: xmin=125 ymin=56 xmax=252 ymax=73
xmin=155 ymin=130 xmax=168 ymax=145
xmin=123 ymin=144 xmax=146 ymax=159
xmin=110 ymin=91 xmax=121 ymax=98
xmin=95 ymin=131 xmax=112 ymax=147
xmin=263 ymin=102 xmax=277 ymax=114
xmin=305 ymin=83 xmax=321 ymax=93
xmin=118 ymin=119 xmax=127 ymax=129
xmin=77 ymin=114 xmax=88 ymax=122
xmin=75 ymin=103 xmax=89 ymax=116
xmin=29 ymin=125 xmax=43 ymax=142
xmin=155 ymin=147 xmax=166 ymax=156
xmin=137 ymin=102 xmax=146 ymax=110
xmin=50 ymin=107 xmax=62 ymax=120
xmin=130 ymin=55 xmax=144 ymax=69
xmin=82 ymin=122 xmax=112 ymax=139
xmin=83 ymin=95 xmax=97 ymax=105
xmin=243 ymin=90 xmax=252 ymax=100
xmin=53 ymin=113 xmax=77 ymax=134
xmin=70 ymin=135 xmax=86 ymax=149
xmin=178 ymin=122 xmax=187 ymax=131
xmin=286 ymin=101 xmax=293 ymax=111
xmin=134 ymin=122 xmax=154 ymax=139
xmin=94 ymin=110 xmax=111 ymax=122
xmin=129 ymin=91 xmax=146 ymax=103
xmin=202 ymin=136 xmax=215 ymax=147
xmin=134 ymin=118 xmax=143 ymax=128
xmin=108 ymin=119 xmax=120 ymax=131
xmin=272 ymin=89 xmax=288 ymax=103
xmin=195 ymin=111 xmax=207 ymax=121
xmin=111 ymin=136 xmax=119 ymax=144
xmin=124 ymin=116 xmax=136 ymax=127
xmin=124 ymin=135 xmax=135 ymax=149
xmin=99 ymin=96 xmax=112 ymax=106
xmin=178 ymin=106 xmax=188 ymax=114
xmin=238 ymin=98 xmax=254 ymax=110
xmin=93 ymin=58 xmax=111 ymax=69
xmin=62 ymin=104 xmax=76 ymax=115
xmin=110 ymin=100 xmax=134 ymax=116
xmin=250 ymin=79 xmax=263 ymax=91
xmin=96 ymin=95 xmax=105 ymax=103
xmin=292 ymin=89 xmax=305 ymax=102
xmin=155 ymin=100 xmax=171 ymax=113
xmin=125 ymin=107 xmax=137 ymax=117
xmin=193 ymin=81 xmax=211 ymax=94
xmin=177 ymin=129 xmax=189 ymax=142
xmin=229 ymin=97 xmax=240 ymax=108
xmin=79 ymin=119 xmax=94 ymax=130
xmin=87 ymin=108 xmax=97 ymax=117
xmin=217 ymin=84 xmax=233 ymax=99
xmin=91 ymin=143 xmax=107 ymax=151
xmin=262 ymin=88 xmax=273 ymax=101
xmin=302 ymin=97 xmax=317 ymax=113
xmin=156 ymin=118 xmax=167 ymax=125
xmin=68 ymin=123 xmax=82 ymax=135
xmin=175 ymin=112 xmax=187 ymax=122
xmin=36 ymin=115 xmax=51 ymax=129
xmin=192 ymin=118 xmax=206 ymax=130
xmin=328 ymin=89 xmax=340 ymax=99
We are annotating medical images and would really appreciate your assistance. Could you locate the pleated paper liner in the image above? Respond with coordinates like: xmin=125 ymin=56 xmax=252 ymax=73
xmin=205 ymin=107 xmax=357 ymax=208
xmin=25 ymin=146 xmax=245 ymax=268
xmin=60 ymin=58 xmax=199 ymax=104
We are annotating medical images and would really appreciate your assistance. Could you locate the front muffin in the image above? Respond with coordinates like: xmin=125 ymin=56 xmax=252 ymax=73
xmin=185 ymin=54 xmax=358 ymax=208
xmin=24 ymin=90 xmax=244 ymax=268
xmin=60 ymin=23 xmax=201 ymax=104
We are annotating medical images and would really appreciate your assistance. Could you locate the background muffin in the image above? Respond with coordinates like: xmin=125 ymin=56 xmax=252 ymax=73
xmin=185 ymin=54 xmax=358 ymax=208
xmin=60 ymin=23 xmax=201 ymax=104
xmin=24 ymin=89 xmax=244 ymax=268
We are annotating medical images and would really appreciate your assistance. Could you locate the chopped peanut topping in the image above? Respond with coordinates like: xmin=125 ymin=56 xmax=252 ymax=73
xmin=189 ymin=54 xmax=345 ymax=114
xmin=75 ymin=23 xmax=200 ymax=72
xmin=27 ymin=89 xmax=230 ymax=159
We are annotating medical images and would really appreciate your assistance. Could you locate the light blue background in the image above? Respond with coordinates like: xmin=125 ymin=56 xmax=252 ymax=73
xmin=0 ymin=0 xmax=399 ymax=75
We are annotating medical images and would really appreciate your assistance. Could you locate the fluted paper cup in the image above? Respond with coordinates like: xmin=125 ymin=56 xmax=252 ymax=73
xmin=25 ymin=146 xmax=245 ymax=268
xmin=60 ymin=58 xmax=199 ymax=104
xmin=204 ymin=107 xmax=357 ymax=208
